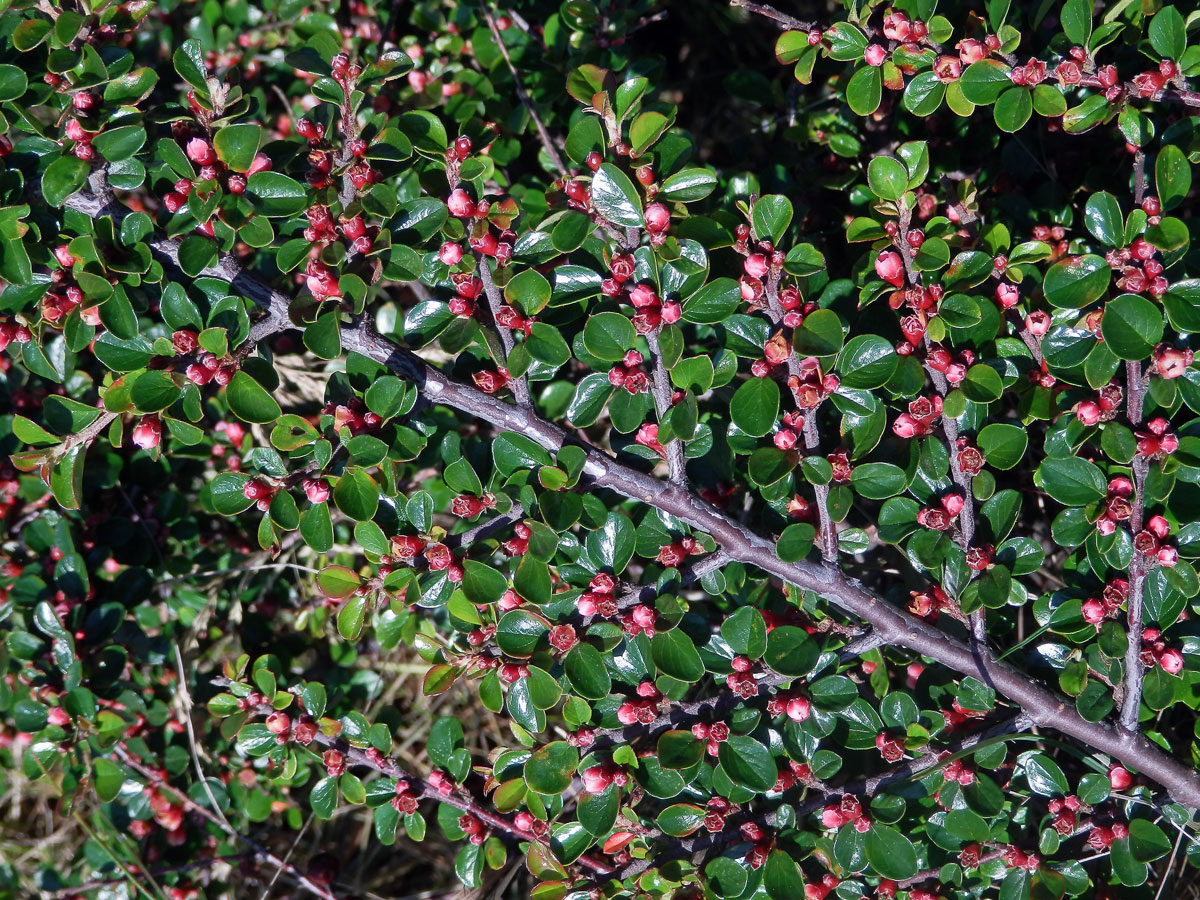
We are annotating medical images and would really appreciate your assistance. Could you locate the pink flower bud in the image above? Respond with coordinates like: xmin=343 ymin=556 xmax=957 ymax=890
xmin=1158 ymin=647 xmax=1184 ymax=674
xmin=874 ymin=250 xmax=905 ymax=287
xmin=131 ymin=417 xmax=162 ymax=450
xmin=995 ymin=282 xmax=1020 ymax=308
xmin=446 ymin=189 xmax=476 ymax=218
xmin=864 ymin=44 xmax=887 ymax=67
xmin=644 ymin=203 xmax=670 ymax=232
xmin=186 ymin=138 xmax=216 ymax=166
xmin=744 ymin=254 xmax=769 ymax=277
xmin=581 ymin=765 xmax=614 ymax=793
xmin=303 ymin=478 xmax=331 ymax=503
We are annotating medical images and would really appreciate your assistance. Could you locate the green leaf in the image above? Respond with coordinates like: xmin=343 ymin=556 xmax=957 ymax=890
xmin=130 ymin=371 xmax=181 ymax=413
xmin=173 ymin=39 xmax=208 ymax=90
xmin=721 ymin=607 xmax=767 ymax=658
xmin=846 ymin=65 xmax=882 ymax=116
xmin=657 ymin=730 xmax=705 ymax=769
xmin=764 ymin=626 xmax=818 ymax=676
xmin=961 ymin=364 xmax=1004 ymax=403
xmin=718 ymin=736 xmax=776 ymax=792
xmin=104 ymin=67 xmax=158 ymax=105
xmin=333 ymin=468 xmax=379 ymax=521
xmin=304 ymin=313 xmax=342 ymax=360
xmin=1149 ymin=6 xmax=1186 ymax=61
xmin=591 ymin=163 xmax=643 ymax=228
xmin=1042 ymin=255 xmax=1111 ymax=308
xmin=526 ymin=323 xmax=570 ymax=368
xmin=214 ymin=124 xmax=263 ymax=173
xmin=661 ymin=168 xmax=718 ymax=202
xmin=784 ymin=243 xmax=826 ymax=277
xmin=1061 ymin=0 xmax=1093 ymax=44
xmin=1156 ymin=144 xmax=1192 ymax=212
xmin=564 ymin=644 xmax=611 ymax=700
xmin=764 ymin=851 xmax=805 ymax=900
xmin=585 ymin=512 xmax=636 ymax=574
xmin=752 ymin=195 xmax=793 ymax=245
xmin=583 ymin=311 xmax=636 ymax=361
xmin=505 ymin=269 xmax=552 ymax=316
xmin=462 ymin=561 xmax=508 ymax=606
xmin=903 ymin=71 xmax=946 ymax=116
xmin=943 ymin=251 xmax=995 ymax=290
xmin=524 ymin=742 xmax=578 ymax=794
xmin=246 ymin=172 xmax=309 ymax=217
xmin=808 ymin=675 xmax=858 ymax=709
xmin=867 ymin=156 xmax=908 ymax=203
xmin=496 ymin=610 xmax=549 ymax=657
xmin=865 ymin=825 xmax=918 ymax=880
xmin=960 ymin=60 xmax=1013 ymax=105
xmin=42 ymin=157 xmax=90 ymax=208
xmin=650 ymin=629 xmax=704 ymax=682
xmin=1127 ymin=818 xmax=1172 ymax=862
xmin=1084 ymin=192 xmax=1124 ymax=247
xmin=837 ymin=335 xmax=897 ymax=389
xmin=681 ymin=278 xmax=740 ymax=324
xmin=850 ymin=463 xmax=907 ymax=499
xmin=309 ymin=775 xmax=338 ymax=819
xmin=657 ymin=804 xmax=705 ymax=837
xmin=993 ymin=87 xmax=1032 ymax=132
xmin=1038 ymin=457 xmax=1107 ymax=506
xmin=337 ymin=593 xmax=368 ymax=640
xmin=92 ymin=126 xmax=147 ymax=163
xmin=0 ymin=64 xmax=27 ymax=102
xmin=493 ymin=432 xmax=553 ymax=475
xmin=226 ymin=371 xmax=281 ymax=423
xmin=177 ymin=235 xmax=217 ymax=277
xmin=1100 ymin=294 xmax=1164 ymax=360
xmin=776 ymin=523 xmax=815 ymax=562
xmin=730 ymin=377 xmax=779 ymax=437
xmin=93 ymin=758 xmax=125 ymax=802
xmin=630 ymin=110 xmax=670 ymax=156
xmin=977 ymin=423 xmax=1028 ymax=470
xmin=1022 ymin=752 xmax=1069 ymax=795
xmin=793 ymin=309 xmax=844 ymax=356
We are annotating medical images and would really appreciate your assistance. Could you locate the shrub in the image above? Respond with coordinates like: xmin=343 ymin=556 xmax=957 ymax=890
xmin=2 ymin=0 xmax=1200 ymax=897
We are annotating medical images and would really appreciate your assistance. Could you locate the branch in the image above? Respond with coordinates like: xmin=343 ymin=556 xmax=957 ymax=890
xmin=645 ymin=327 xmax=687 ymax=485
xmin=237 ymin=700 xmax=613 ymax=875
xmin=1121 ymin=360 xmax=1150 ymax=733
xmin=728 ymin=0 xmax=815 ymax=30
xmin=898 ymin=202 xmax=985 ymax=642
xmin=762 ymin=269 xmax=836 ymax=561
xmin=611 ymin=712 xmax=1035 ymax=883
xmin=475 ymin=253 xmax=533 ymax=407
xmin=60 ymin=186 xmax=1200 ymax=810
xmin=480 ymin=4 xmax=567 ymax=178
xmin=113 ymin=746 xmax=342 ymax=900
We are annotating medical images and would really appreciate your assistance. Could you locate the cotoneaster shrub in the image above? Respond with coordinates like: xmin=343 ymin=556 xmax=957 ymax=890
xmin=2 ymin=0 xmax=1200 ymax=897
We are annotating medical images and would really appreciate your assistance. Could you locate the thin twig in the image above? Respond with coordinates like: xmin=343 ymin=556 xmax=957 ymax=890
xmin=1121 ymin=360 xmax=1150 ymax=734
xmin=480 ymin=4 xmax=567 ymax=177
xmin=114 ymin=747 xmax=342 ymax=900
xmin=729 ymin=0 xmax=815 ymax=30
xmin=476 ymin=255 xmax=532 ymax=407
xmin=645 ymin=327 xmax=687 ymax=484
